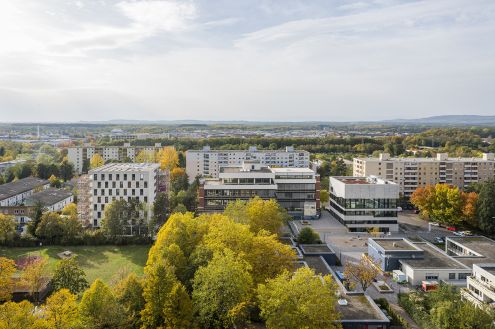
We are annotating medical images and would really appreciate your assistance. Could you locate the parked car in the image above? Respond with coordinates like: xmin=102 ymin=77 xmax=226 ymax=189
xmin=430 ymin=222 xmax=440 ymax=227
xmin=447 ymin=227 xmax=457 ymax=231
xmin=453 ymin=231 xmax=465 ymax=236
xmin=460 ymin=230 xmax=473 ymax=236
xmin=434 ymin=237 xmax=445 ymax=244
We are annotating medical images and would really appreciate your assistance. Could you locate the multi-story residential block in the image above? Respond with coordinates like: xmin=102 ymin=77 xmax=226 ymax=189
xmin=68 ymin=143 xmax=164 ymax=174
xmin=88 ymin=163 xmax=160 ymax=227
xmin=329 ymin=176 xmax=399 ymax=232
xmin=353 ymin=153 xmax=495 ymax=197
xmin=444 ymin=236 xmax=495 ymax=308
xmin=462 ymin=264 xmax=495 ymax=308
xmin=186 ymin=146 xmax=310 ymax=183
xmin=1 ymin=188 xmax=73 ymax=232
xmin=198 ymin=161 xmax=319 ymax=218
xmin=0 ymin=177 xmax=50 ymax=207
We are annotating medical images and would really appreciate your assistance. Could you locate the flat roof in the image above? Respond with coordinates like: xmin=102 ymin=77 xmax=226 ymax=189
xmin=25 ymin=188 xmax=73 ymax=206
xmin=220 ymin=167 xmax=273 ymax=174
xmin=332 ymin=176 xmax=395 ymax=185
xmin=355 ymin=156 xmax=494 ymax=162
xmin=447 ymin=236 xmax=495 ymax=266
xmin=373 ymin=238 xmax=420 ymax=251
xmin=337 ymin=295 xmax=388 ymax=322
xmin=0 ymin=177 xmax=49 ymax=201
xmin=303 ymin=256 xmax=331 ymax=275
xmin=271 ymin=167 xmax=315 ymax=174
xmin=400 ymin=243 xmax=469 ymax=270
xmin=89 ymin=163 xmax=159 ymax=173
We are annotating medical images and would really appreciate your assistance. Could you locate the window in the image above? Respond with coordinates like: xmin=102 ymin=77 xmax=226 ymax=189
xmin=449 ymin=273 xmax=456 ymax=280
xmin=425 ymin=273 xmax=439 ymax=280
xmin=459 ymin=273 xmax=469 ymax=280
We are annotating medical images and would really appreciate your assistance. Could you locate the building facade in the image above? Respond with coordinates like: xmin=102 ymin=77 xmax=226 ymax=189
xmin=88 ymin=163 xmax=160 ymax=227
xmin=198 ymin=161 xmax=319 ymax=218
xmin=329 ymin=176 xmax=399 ymax=233
xmin=0 ymin=177 xmax=50 ymax=207
xmin=462 ymin=264 xmax=495 ymax=308
xmin=186 ymin=146 xmax=310 ymax=183
xmin=353 ymin=153 xmax=495 ymax=197
xmin=68 ymin=143 xmax=164 ymax=174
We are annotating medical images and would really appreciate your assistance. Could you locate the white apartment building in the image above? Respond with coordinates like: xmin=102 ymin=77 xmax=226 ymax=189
xmin=186 ymin=146 xmax=310 ymax=183
xmin=463 ymin=264 xmax=495 ymax=308
xmin=0 ymin=177 xmax=50 ymax=207
xmin=68 ymin=143 xmax=164 ymax=174
xmin=329 ymin=176 xmax=399 ymax=232
xmin=88 ymin=163 xmax=160 ymax=227
xmin=353 ymin=153 xmax=495 ymax=197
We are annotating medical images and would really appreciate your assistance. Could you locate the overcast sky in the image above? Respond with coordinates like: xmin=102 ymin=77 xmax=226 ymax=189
xmin=0 ymin=0 xmax=494 ymax=122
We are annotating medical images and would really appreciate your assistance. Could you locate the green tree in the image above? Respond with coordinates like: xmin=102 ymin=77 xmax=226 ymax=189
xmin=0 ymin=214 xmax=16 ymax=245
xmin=27 ymin=201 xmax=45 ymax=237
xmin=476 ymin=179 xmax=495 ymax=234
xmin=44 ymin=289 xmax=80 ymax=329
xmin=320 ymin=189 xmax=329 ymax=205
xmin=141 ymin=261 xmax=179 ymax=329
xmin=153 ymin=192 xmax=169 ymax=226
xmin=257 ymin=267 xmax=341 ymax=329
xmin=297 ymin=227 xmax=321 ymax=244
xmin=52 ymin=258 xmax=89 ymax=295
xmin=58 ymin=160 xmax=74 ymax=181
xmin=101 ymin=199 xmax=127 ymax=237
xmin=0 ymin=257 xmax=16 ymax=302
xmin=192 ymin=250 xmax=253 ymax=329
xmin=79 ymin=279 xmax=126 ymax=329
xmin=163 ymin=282 xmax=194 ymax=329
xmin=224 ymin=197 xmax=285 ymax=235
xmin=114 ymin=273 xmax=145 ymax=329
xmin=35 ymin=212 xmax=65 ymax=243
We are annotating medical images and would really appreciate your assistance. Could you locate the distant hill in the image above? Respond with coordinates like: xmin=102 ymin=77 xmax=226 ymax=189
xmin=76 ymin=115 xmax=495 ymax=126
xmin=385 ymin=115 xmax=495 ymax=125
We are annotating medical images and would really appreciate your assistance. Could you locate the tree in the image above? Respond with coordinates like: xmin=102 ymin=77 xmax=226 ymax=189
xmin=320 ymin=189 xmax=329 ymax=204
xmin=297 ymin=227 xmax=321 ymax=244
xmin=61 ymin=216 xmax=83 ymax=243
xmin=89 ymin=154 xmax=104 ymax=169
xmin=411 ymin=184 xmax=473 ymax=226
xmin=152 ymin=192 xmax=169 ymax=226
xmin=135 ymin=150 xmax=156 ymax=163
xmin=13 ymin=162 xmax=33 ymax=179
xmin=163 ymin=282 xmax=194 ymax=329
xmin=114 ymin=273 xmax=145 ymax=329
xmin=35 ymin=212 xmax=65 ymax=243
xmin=44 ymin=289 xmax=80 ymax=329
xmin=27 ymin=201 xmax=45 ymax=237
xmin=157 ymin=146 xmax=179 ymax=171
xmin=61 ymin=202 xmax=78 ymax=218
xmin=344 ymin=255 xmax=380 ymax=292
xmin=192 ymin=250 xmax=253 ymax=328
xmin=170 ymin=168 xmax=189 ymax=193
xmin=52 ymin=258 xmax=89 ymax=295
xmin=476 ymin=179 xmax=495 ymax=234
xmin=224 ymin=197 xmax=285 ymax=235
xmin=141 ymin=261 xmax=179 ymax=329
xmin=0 ymin=214 xmax=16 ymax=245
xmin=58 ymin=160 xmax=74 ymax=181
xmin=48 ymin=175 xmax=62 ymax=188
xmin=21 ymin=257 xmax=49 ymax=302
xmin=0 ymin=300 xmax=43 ymax=328
xmin=3 ymin=168 xmax=15 ymax=183
xmin=0 ymin=257 xmax=16 ymax=302
xmin=79 ymin=279 xmax=127 ymax=329
xmin=257 ymin=267 xmax=341 ymax=329
xmin=101 ymin=199 xmax=127 ymax=237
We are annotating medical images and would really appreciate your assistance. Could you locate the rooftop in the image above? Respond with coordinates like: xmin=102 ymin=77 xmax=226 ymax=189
xmin=400 ymin=242 xmax=469 ymax=270
xmin=25 ymin=188 xmax=73 ymax=206
xmin=271 ymin=167 xmax=315 ymax=174
xmin=300 ymin=244 xmax=335 ymax=254
xmin=219 ymin=166 xmax=273 ymax=174
xmin=337 ymin=295 xmax=388 ymax=322
xmin=373 ymin=238 xmax=421 ymax=251
xmin=332 ymin=176 xmax=395 ymax=185
xmin=447 ymin=236 xmax=495 ymax=266
xmin=303 ymin=256 xmax=331 ymax=275
xmin=89 ymin=163 xmax=159 ymax=173
xmin=0 ymin=177 xmax=49 ymax=201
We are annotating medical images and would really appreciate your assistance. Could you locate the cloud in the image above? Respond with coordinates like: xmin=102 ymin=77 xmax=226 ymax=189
xmin=117 ymin=0 xmax=197 ymax=32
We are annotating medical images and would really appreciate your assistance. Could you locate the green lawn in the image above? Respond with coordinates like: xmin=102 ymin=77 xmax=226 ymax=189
xmin=0 ymin=245 xmax=151 ymax=284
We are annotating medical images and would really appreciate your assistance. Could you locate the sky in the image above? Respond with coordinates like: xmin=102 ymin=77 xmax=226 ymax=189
xmin=0 ymin=0 xmax=494 ymax=122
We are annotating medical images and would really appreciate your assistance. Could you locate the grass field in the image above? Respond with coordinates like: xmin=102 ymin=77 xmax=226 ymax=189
xmin=0 ymin=245 xmax=151 ymax=284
